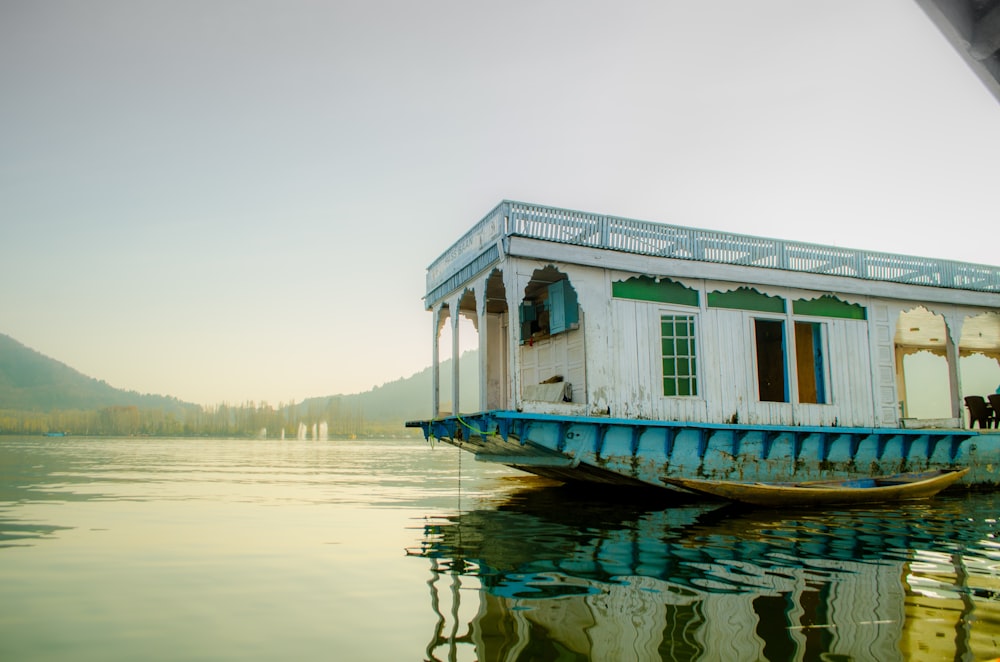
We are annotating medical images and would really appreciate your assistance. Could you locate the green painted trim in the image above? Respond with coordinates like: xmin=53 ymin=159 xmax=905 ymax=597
xmin=708 ymin=287 xmax=785 ymax=314
xmin=793 ymin=295 xmax=866 ymax=320
xmin=612 ymin=276 xmax=698 ymax=307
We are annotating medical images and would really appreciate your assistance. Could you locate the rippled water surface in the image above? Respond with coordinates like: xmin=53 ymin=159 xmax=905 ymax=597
xmin=1 ymin=436 xmax=997 ymax=661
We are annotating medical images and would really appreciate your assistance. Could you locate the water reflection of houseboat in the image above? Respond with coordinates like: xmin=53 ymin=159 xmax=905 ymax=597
xmin=414 ymin=486 xmax=999 ymax=661
xmin=407 ymin=201 xmax=1000 ymax=488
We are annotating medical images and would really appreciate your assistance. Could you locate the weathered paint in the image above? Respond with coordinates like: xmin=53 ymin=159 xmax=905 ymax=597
xmin=406 ymin=411 xmax=1000 ymax=488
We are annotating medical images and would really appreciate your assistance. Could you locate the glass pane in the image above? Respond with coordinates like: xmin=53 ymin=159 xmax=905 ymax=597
xmin=661 ymin=314 xmax=697 ymax=397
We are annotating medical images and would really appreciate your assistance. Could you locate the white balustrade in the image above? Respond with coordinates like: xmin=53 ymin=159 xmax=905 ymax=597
xmin=425 ymin=201 xmax=1000 ymax=301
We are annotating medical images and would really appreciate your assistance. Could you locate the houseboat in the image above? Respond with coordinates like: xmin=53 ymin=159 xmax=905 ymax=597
xmin=406 ymin=201 xmax=1000 ymax=489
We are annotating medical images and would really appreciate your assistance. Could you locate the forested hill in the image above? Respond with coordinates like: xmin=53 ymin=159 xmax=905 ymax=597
xmin=0 ymin=330 xmax=478 ymax=436
xmin=295 ymin=351 xmax=480 ymax=424
xmin=0 ymin=333 xmax=196 ymax=413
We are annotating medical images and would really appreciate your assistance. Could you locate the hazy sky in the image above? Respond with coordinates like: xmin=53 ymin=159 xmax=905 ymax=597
xmin=3 ymin=0 xmax=999 ymax=406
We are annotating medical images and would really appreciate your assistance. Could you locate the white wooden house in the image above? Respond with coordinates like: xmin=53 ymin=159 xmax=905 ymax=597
xmin=410 ymin=201 xmax=1000 ymax=487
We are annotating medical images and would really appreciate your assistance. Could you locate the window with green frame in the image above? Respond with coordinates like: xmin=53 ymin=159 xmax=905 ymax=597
xmin=661 ymin=314 xmax=698 ymax=397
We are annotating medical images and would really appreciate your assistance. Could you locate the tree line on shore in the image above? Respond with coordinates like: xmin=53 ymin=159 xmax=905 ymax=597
xmin=0 ymin=398 xmax=416 ymax=438
xmin=0 ymin=333 xmax=480 ymax=439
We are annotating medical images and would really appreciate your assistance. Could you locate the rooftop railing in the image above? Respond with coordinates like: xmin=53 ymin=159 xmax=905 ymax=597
xmin=425 ymin=201 xmax=1000 ymax=303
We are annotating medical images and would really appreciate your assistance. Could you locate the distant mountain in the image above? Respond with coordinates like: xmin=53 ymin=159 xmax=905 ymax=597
xmin=0 ymin=333 xmax=196 ymax=413
xmin=296 ymin=350 xmax=481 ymax=425
xmin=0 ymin=330 xmax=477 ymax=436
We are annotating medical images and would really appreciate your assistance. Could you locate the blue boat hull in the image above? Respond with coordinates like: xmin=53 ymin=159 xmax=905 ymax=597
xmin=407 ymin=411 xmax=1000 ymax=489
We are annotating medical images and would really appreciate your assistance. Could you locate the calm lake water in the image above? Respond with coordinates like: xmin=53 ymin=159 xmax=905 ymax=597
xmin=0 ymin=437 xmax=997 ymax=661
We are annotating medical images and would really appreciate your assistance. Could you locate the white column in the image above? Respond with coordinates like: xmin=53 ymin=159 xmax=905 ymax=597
xmin=477 ymin=285 xmax=490 ymax=412
xmin=894 ymin=345 xmax=908 ymax=418
xmin=944 ymin=312 xmax=963 ymax=423
xmin=506 ymin=268 xmax=525 ymax=410
xmin=452 ymin=308 xmax=460 ymax=415
xmin=431 ymin=306 xmax=441 ymax=418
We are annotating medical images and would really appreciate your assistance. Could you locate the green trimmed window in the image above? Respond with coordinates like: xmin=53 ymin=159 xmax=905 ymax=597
xmin=661 ymin=314 xmax=698 ymax=397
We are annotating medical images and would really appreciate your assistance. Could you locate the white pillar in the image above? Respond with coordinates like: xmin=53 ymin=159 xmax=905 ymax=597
xmin=946 ymin=338 xmax=962 ymax=422
xmin=478 ymin=302 xmax=489 ymax=412
xmin=506 ymin=268 xmax=526 ymax=411
xmin=431 ymin=306 xmax=441 ymax=417
xmin=894 ymin=345 xmax=908 ymax=418
xmin=944 ymin=312 xmax=963 ymax=423
xmin=452 ymin=308 xmax=460 ymax=415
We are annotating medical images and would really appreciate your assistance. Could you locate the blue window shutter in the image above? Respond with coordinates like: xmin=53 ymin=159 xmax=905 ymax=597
xmin=548 ymin=280 xmax=579 ymax=335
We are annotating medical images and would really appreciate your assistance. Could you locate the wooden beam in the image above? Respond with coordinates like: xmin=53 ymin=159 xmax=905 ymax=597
xmin=971 ymin=2 xmax=1000 ymax=60
xmin=915 ymin=0 xmax=1000 ymax=103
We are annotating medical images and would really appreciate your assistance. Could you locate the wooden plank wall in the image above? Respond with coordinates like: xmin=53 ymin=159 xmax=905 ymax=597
xmin=519 ymin=327 xmax=586 ymax=404
xmin=608 ymin=298 xmax=876 ymax=426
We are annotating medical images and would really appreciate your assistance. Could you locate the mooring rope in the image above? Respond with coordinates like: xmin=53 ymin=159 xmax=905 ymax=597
xmin=455 ymin=414 xmax=489 ymax=437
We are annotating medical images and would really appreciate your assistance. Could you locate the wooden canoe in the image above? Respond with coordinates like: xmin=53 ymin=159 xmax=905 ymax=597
xmin=662 ymin=468 xmax=969 ymax=507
